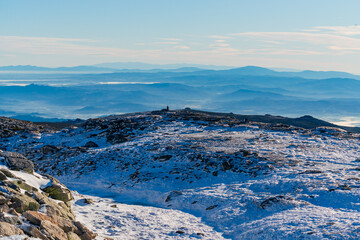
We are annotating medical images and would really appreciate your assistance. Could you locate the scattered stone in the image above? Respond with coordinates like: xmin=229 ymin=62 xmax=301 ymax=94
xmin=176 ymin=230 xmax=185 ymax=234
xmin=206 ymin=205 xmax=218 ymax=210
xmin=84 ymin=198 xmax=94 ymax=204
xmin=300 ymin=170 xmax=323 ymax=174
xmin=84 ymin=141 xmax=98 ymax=148
xmin=156 ymin=155 xmax=172 ymax=162
xmin=341 ymin=185 xmax=352 ymax=190
xmin=259 ymin=195 xmax=297 ymax=209
xmin=40 ymin=145 xmax=61 ymax=155
xmin=110 ymin=204 xmax=117 ymax=208
xmin=165 ymin=191 xmax=183 ymax=202
xmin=222 ymin=161 xmax=231 ymax=171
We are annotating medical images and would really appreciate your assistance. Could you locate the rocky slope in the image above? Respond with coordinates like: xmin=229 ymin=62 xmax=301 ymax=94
xmin=1 ymin=109 xmax=360 ymax=239
xmin=0 ymin=151 xmax=96 ymax=239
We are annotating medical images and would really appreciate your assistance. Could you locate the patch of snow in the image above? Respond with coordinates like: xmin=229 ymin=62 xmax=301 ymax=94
xmin=71 ymin=191 xmax=227 ymax=240
xmin=0 ymin=165 xmax=50 ymax=190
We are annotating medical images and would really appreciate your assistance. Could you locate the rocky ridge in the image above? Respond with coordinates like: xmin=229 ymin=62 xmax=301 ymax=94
xmin=0 ymin=109 xmax=360 ymax=239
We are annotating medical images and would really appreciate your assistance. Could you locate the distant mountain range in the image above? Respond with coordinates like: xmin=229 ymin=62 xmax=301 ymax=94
xmin=212 ymin=66 xmax=360 ymax=80
xmin=1 ymin=64 xmax=360 ymax=80
xmin=0 ymin=65 xmax=118 ymax=72
xmin=0 ymin=64 xmax=225 ymax=73
xmin=0 ymin=63 xmax=360 ymax=126
xmin=93 ymin=62 xmax=232 ymax=70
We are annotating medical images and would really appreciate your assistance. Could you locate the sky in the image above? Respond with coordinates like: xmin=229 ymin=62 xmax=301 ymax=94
xmin=1 ymin=0 xmax=360 ymax=73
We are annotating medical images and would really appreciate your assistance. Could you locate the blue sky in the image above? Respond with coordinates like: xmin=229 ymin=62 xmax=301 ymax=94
xmin=1 ymin=0 xmax=360 ymax=72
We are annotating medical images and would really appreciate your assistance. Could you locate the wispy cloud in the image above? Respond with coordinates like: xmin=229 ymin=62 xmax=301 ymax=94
xmin=173 ymin=45 xmax=190 ymax=50
xmin=153 ymin=41 xmax=179 ymax=45
xmin=231 ymin=26 xmax=360 ymax=54
xmin=1 ymin=28 xmax=360 ymax=73
xmin=208 ymin=35 xmax=232 ymax=39
xmin=311 ymin=25 xmax=360 ymax=36
xmin=153 ymin=38 xmax=183 ymax=45
xmin=210 ymin=43 xmax=230 ymax=48
xmin=159 ymin=38 xmax=182 ymax=41
xmin=0 ymin=36 xmax=158 ymax=57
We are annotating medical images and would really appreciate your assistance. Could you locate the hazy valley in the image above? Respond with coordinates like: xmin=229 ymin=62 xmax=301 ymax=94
xmin=1 ymin=65 xmax=360 ymax=127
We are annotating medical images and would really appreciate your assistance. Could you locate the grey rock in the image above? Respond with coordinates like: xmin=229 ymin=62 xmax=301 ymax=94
xmin=40 ymin=145 xmax=61 ymax=154
xmin=84 ymin=141 xmax=98 ymax=148
xmin=0 ymin=151 xmax=34 ymax=173
xmin=0 ymin=221 xmax=24 ymax=236
xmin=0 ymin=171 xmax=7 ymax=181
xmin=21 ymin=223 xmax=49 ymax=240
xmin=165 ymin=191 xmax=183 ymax=202
xmin=0 ymin=212 xmax=22 ymax=225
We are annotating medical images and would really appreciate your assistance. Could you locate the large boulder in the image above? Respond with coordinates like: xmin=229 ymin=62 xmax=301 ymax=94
xmin=55 ymin=216 xmax=78 ymax=233
xmin=74 ymin=221 xmax=97 ymax=239
xmin=42 ymin=183 xmax=73 ymax=202
xmin=0 ymin=151 xmax=34 ymax=173
xmin=23 ymin=210 xmax=55 ymax=226
xmin=21 ymin=223 xmax=49 ymax=240
xmin=0 ymin=221 xmax=24 ymax=236
xmin=40 ymin=220 xmax=68 ymax=240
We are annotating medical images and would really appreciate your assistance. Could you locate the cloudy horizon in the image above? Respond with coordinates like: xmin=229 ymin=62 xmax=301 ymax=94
xmin=1 ymin=0 xmax=360 ymax=73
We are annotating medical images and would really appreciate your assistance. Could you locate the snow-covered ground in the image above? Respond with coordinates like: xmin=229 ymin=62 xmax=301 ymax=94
xmin=2 ymin=111 xmax=360 ymax=239
xmin=71 ymin=191 xmax=226 ymax=239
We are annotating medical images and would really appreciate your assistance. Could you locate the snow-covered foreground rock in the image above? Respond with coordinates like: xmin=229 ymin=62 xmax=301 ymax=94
xmin=72 ymin=191 xmax=226 ymax=239
xmin=1 ymin=109 xmax=360 ymax=239
xmin=0 ymin=151 xmax=96 ymax=239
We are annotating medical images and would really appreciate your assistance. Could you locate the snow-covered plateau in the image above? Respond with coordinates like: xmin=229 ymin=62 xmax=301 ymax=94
xmin=1 ymin=109 xmax=360 ymax=239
